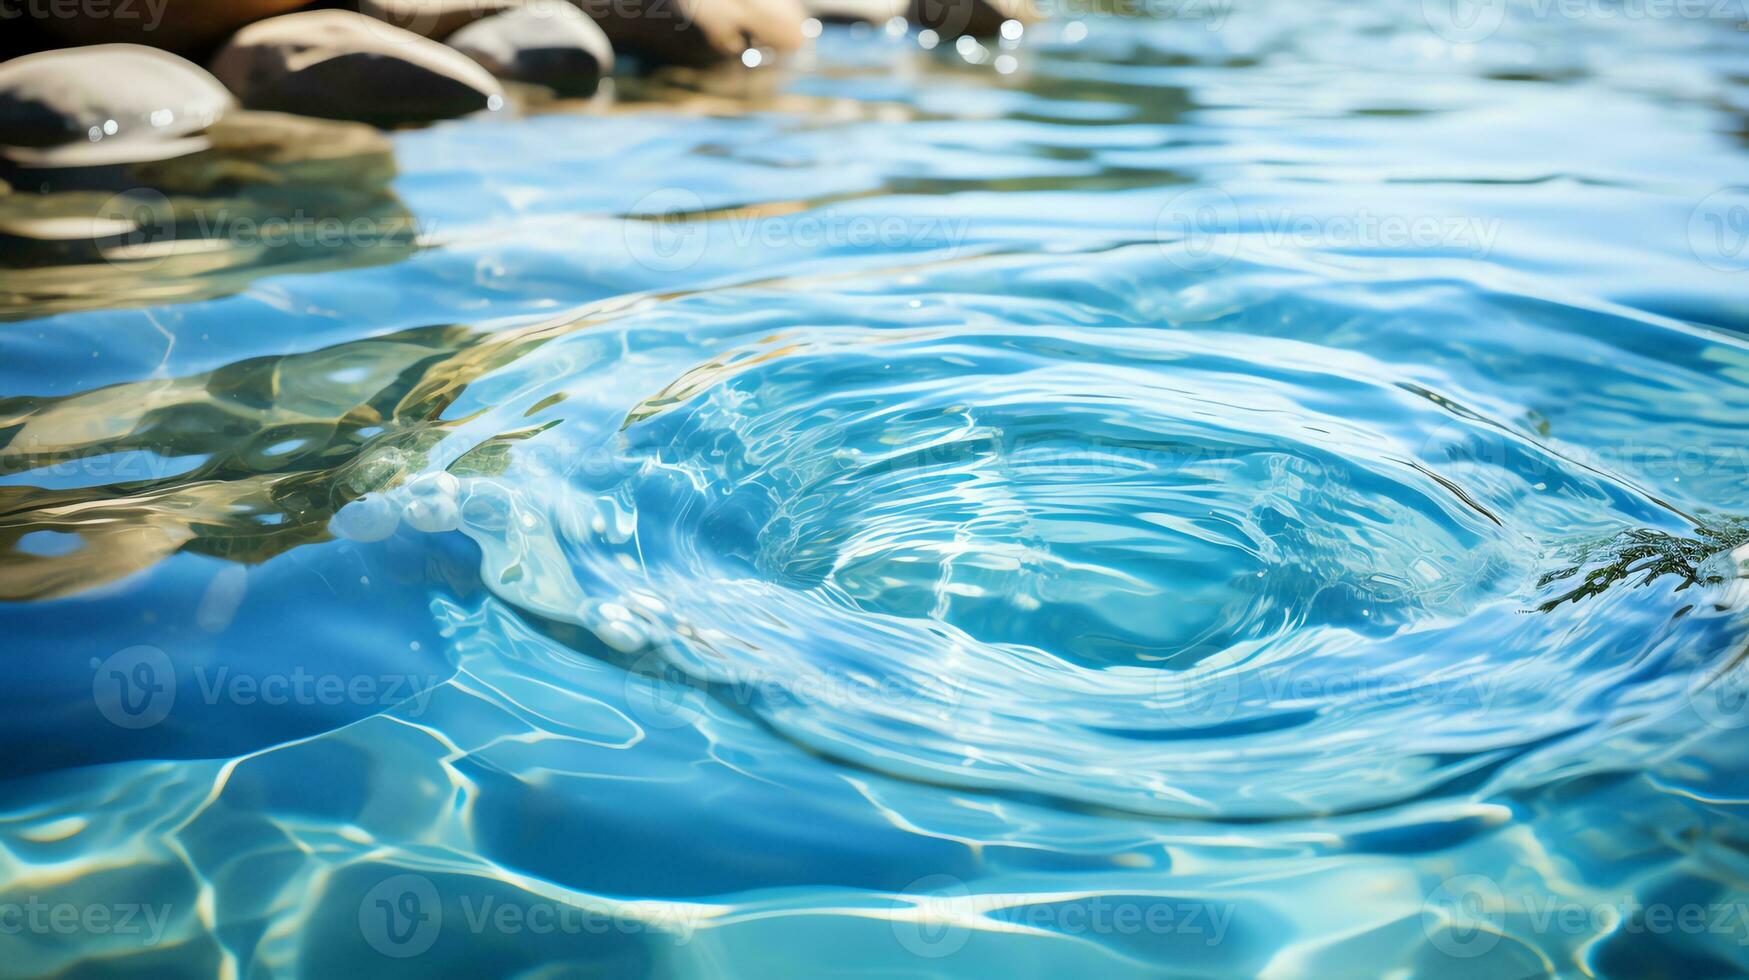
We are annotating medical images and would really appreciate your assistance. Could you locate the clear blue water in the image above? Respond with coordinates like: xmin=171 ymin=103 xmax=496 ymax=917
xmin=5 ymin=4 xmax=1749 ymax=976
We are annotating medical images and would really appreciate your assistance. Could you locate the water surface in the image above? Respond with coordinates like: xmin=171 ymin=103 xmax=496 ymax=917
xmin=4 ymin=4 xmax=1749 ymax=977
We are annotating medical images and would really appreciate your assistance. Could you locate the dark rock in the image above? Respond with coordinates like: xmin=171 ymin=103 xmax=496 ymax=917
xmin=576 ymin=0 xmax=804 ymax=69
xmin=30 ymin=0 xmax=317 ymax=56
xmin=210 ymin=9 xmax=506 ymax=126
xmin=0 ymin=45 xmax=231 ymax=169
xmin=449 ymin=5 xmax=615 ymax=97
xmin=909 ymin=0 xmax=1039 ymax=38
xmin=0 ymin=13 xmax=54 ymax=60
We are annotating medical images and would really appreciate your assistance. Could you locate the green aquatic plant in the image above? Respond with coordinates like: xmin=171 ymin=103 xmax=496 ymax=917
xmin=1536 ymin=514 xmax=1749 ymax=611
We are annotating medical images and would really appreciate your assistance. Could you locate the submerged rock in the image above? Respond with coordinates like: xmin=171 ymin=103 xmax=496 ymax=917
xmin=210 ymin=10 xmax=505 ymax=126
xmin=449 ymin=5 xmax=616 ymax=98
xmin=579 ymin=0 xmax=805 ymax=68
xmin=908 ymin=0 xmax=1039 ymax=38
xmin=3 ymin=110 xmax=395 ymax=198
xmin=133 ymin=111 xmax=397 ymax=194
xmin=30 ymin=0 xmax=315 ymax=55
xmin=0 ymin=45 xmax=231 ymax=169
xmin=0 ymin=192 xmax=146 ymax=265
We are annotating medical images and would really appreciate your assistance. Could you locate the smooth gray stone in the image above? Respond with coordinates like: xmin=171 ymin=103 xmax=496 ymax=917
xmin=449 ymin=5 xmax=615 ymax=98
xmin=210 ymin=9 xmax=506 ymax=126
xmin=0 ymin=45 xmax=231 ymax=167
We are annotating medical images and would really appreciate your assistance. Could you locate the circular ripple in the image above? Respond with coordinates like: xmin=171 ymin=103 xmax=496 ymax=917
xmin=435 ymin=283 xmax=1744 ymax=819
xmin=625 ymin=330 xmax=1512 ymax=669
